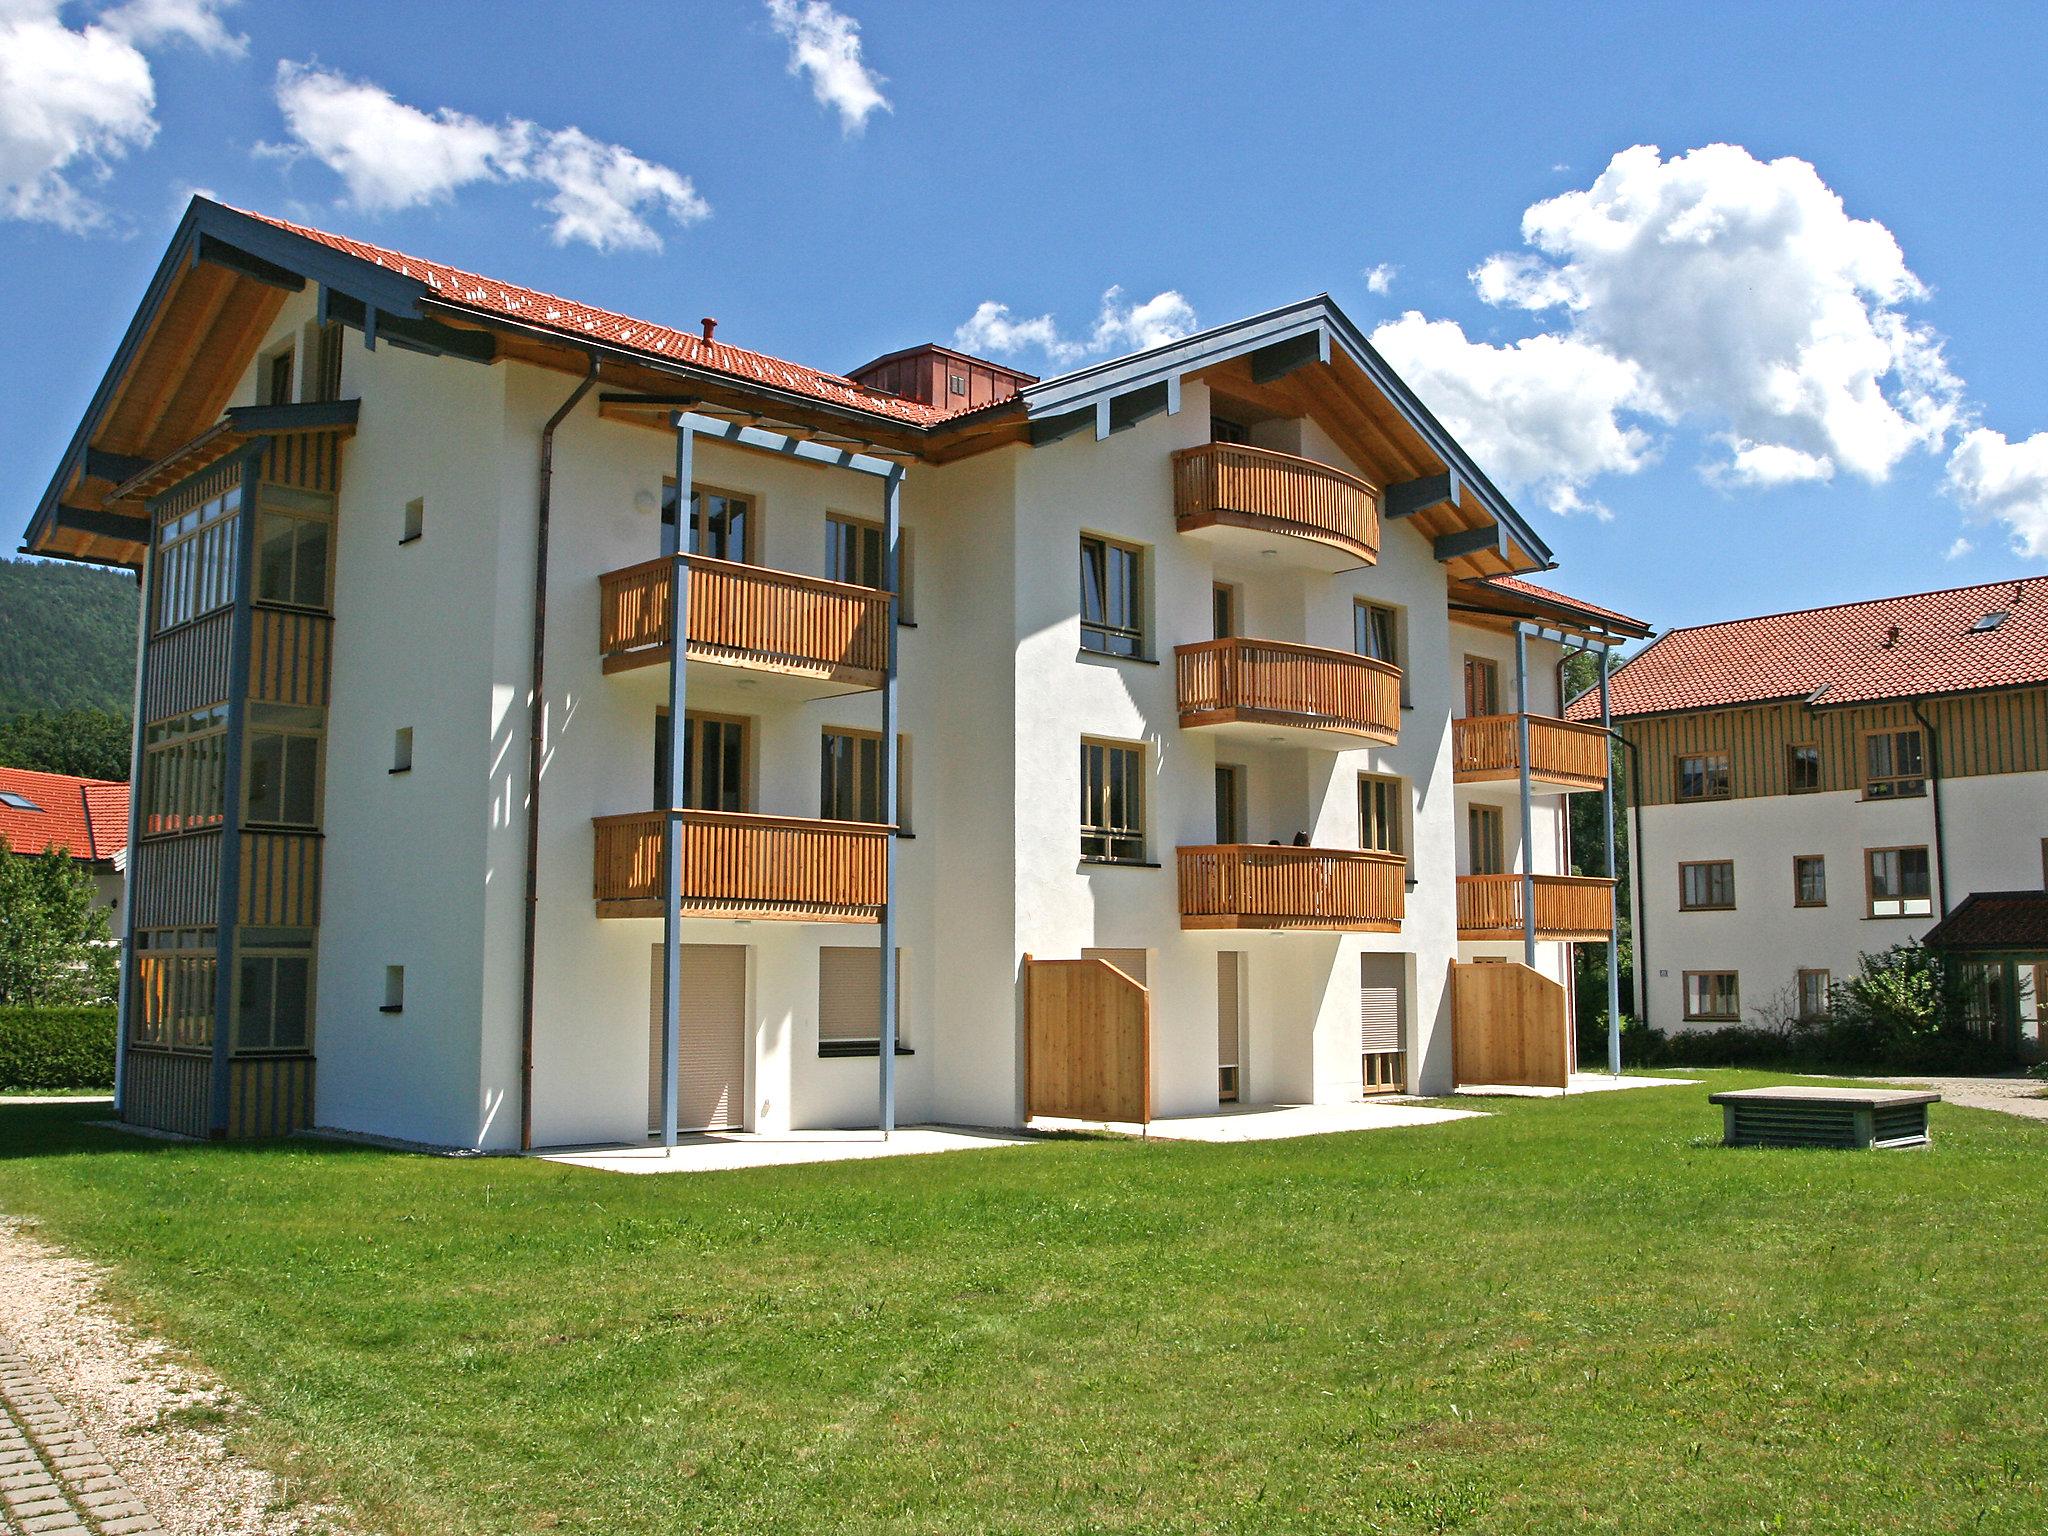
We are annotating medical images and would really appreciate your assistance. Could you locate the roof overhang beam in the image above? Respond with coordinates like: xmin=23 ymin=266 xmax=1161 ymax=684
xmin=1386 ymin=470 xmax=1461 ymax=521
xmin=1434 ymin=524 xmax=1505 ymax=563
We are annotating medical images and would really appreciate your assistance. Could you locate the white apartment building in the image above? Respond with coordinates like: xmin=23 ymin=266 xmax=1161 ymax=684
xmin=1580 ymin=581 xmax=2048 ymax=1047
xmin=27 ymin=199 xmax=1647 ymax=1146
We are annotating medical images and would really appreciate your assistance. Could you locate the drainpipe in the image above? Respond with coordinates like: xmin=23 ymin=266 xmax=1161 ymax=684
xmin=1909 ymin=698 xmax=1949 ymax=919
xmin=518 ymin=354 xmax=601 ymax=1153
xmin=1513 ymin=626 xmax=1535 ymax=967
xmin=1599 ymin=652 xmax=1620 ymax=1075
xmin=1617 ymin=733 xmax=1648 ymax=1028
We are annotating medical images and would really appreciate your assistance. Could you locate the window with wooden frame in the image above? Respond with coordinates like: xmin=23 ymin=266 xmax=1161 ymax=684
xmin=1463 ymin=655 xmax=1500 ymax=717
xmin=1793 ymin=854 xmax=1827 ymax=907
xmin=1358 ymin=774 xmax=1404 ymax=857
xmin=825 ymin=512 xmax=911 ymax=618
xmin=302 ymin=319 xmax=343 ymax=403
xmin=1866 ymin=845 xmax=1933 ymax=918
xmin=1079 ymin=534 xmax=1146 ymax=657
xmin=244 ymin=703 xmax=323 ymax=829
xmin=1212 ymin=582 xmax=1238 ymax=640
xmin=660 ymin=480 xmax=753 ymax=562
xmin=262 ymin=344 xmax=295 ymax=407
xmin=1211 ymin=416 xmax=1251 ymax=445
xmin=1679 ymin=860 xmax=1735 ymax=911
xmin=153 ymin=485 xmax=242 ymax=632
xmin=820 ymin=727 xmax=908 ymax=832
xmin=1355 ymin=601 xmax=1400 ymax=669
xmin=1683 ymin=971 xmax=1740 ymax=1022
xmin=1797 ymin=968 xmax=1831 ymax=1020
xmin=1081 ymin=739 xmax=1145 ymax=862
xmin=141 ymin=704 xmax=228 ymax=835
xmin=234 ymin=928 xmax=314 ymax=1053
xmin=1468 ymin=803 xmax=1505 ymax=875
xmin=1862 ymin=727 xmax=1926 ymax=799
xmin=653 ymin=711 xmax=749 ymax=813
xmin=253 ymin=485 xmax=334 ymax=611
xmin=817 ymin=945 xmax=906 ymax=1055
xmin=131 ymin=928 xmax=216 ymax=1048
xmin=1676 ymin=751 xmax=1732 ymax=802
xmin=1213 ymin=763 xmax=1245 ymax=845
xmin=1787 ymin=743 xmax=1822 ymax=793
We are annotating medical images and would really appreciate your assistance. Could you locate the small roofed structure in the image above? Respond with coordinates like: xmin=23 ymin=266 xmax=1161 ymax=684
xmin=1922 ymin=892 xmax=2048 ymax=1059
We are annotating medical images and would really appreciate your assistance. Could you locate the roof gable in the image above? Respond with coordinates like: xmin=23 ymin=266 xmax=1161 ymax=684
xmin=0 ymin=766 xmax=128 ymax=862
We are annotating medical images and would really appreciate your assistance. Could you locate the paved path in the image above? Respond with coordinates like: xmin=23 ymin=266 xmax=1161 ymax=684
xmin=1877 ymin=1074 xmax=2048 ymax=1123
xmin=0 ymin=1341 xmax=163 ymax=1536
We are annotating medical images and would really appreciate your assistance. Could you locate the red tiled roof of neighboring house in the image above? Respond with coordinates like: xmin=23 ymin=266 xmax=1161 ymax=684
xmin=1470 ymin=574 xmax=1649 ymax=632
xmin=0 ymin=766 xmax=129 ymax=861
xmin=1568 ymin=576 xmax=2048 ymax=720
xmin=238 ymin=209 xmax=955 ymax=428
xmin=1921 ymin=891 xmax=2048 ymax=953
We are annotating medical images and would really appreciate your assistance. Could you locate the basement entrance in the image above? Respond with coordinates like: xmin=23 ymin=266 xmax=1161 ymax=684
xmin=1024 ymin=953 xmax=1152 ymax=1123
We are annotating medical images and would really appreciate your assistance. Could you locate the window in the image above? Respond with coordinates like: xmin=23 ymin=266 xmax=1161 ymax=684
xmin=1797 ymin=969 xmax=1831 ymax=1020
xmin=0 ymin=790 xmax=40 ymax=812
xmin=1787 ymin=743 xmax=1822 ymax=793
xmin=254 ymin=486 xmax=334 ymax=610
xmin=1081 ymin=740 xmax=1145 ymax=862
xmin=391 ymin=727 xmax=414 ymax=775
xmin=1863 ymin=728 xmax=1926 ymax=799
xmin=141 ymin=705 xmax=228 ymax=835
xmin=1211 ymin=416 xmax=1251 ymax=445
xmin=132 ymin=929 xmax=215 ymax=1048
xmin=235 ymin=932 xmax=313 ymax=1051
xmin=1214 ymin=764 xmax=1244 ymax=844
xmin=263 ymin=346 xmax=294 ymax=407
xmin=382 ymin=965 xmax=406 ymax=1014
xmin=401 ymin=497 xmax=425 ymax=544
xmin=153 ymin=485 xmax=241 ymax=632
xmin=1676 ymin=752 xmax=1731 ymax=802
xmin=1866 ymin=846 xmax=1933 ymax=918
xmin=654 ymin=711 xmax=748 ymax=812
xmin=817 ymin=945 xmax=905 ymax=1055
xmin=821 ymin=727 xmax=908 ymax=831
xmin=245 ymin=704 xmax=323 ymax=828
xmin=1468 ymin=804 xmax=1505 ymax=875
xmin=1359 ymin=775 xmax=1403 ymax=857
xmin=1212 ymin=583 xmax=1237 ymax=640
xmin=1683 ymin=971 xmax=1740 ymax=1022
xmin=826 ymin=512 xmax=888 ymax=589
xmin=303 ymin=320 xmax=343 ymax=403
xmin=1463 ymin=656 xmax=1500 ymax=717
xmin=1794 ymin=855 xmax=1827 ymax=907
xmin=1079 ymin=534 xmax=1145 ymax=657
xmin=1679 ymin=860 xmax=1735 ymax=910
xmin=1356 ymin=601 xmax=1400 ymax=671
xmin=660 ymin=481 xmax=752 ymax=562
xmin=1971 ymin=610 xmax=2007 ymax=633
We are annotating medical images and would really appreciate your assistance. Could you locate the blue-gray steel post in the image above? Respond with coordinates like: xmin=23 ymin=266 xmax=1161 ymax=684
xmin=878 ymin=466 xmax=903 ymax=1136
xmin=1601 ymin=652 xmax=1621 ymax=1075
xmin=660 ymin=414 xmax=695 ymax=1148
xmin=1514 ymin=626 xmax=1535 ymax=968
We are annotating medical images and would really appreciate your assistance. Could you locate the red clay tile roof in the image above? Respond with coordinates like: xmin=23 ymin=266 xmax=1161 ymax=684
xmin=1571 ymin=577 xmax=2048 ymax=720
xmin=1470 ymin=574 xmax=1649 ymax=633
xmin=1921 ymin=891 xmax=2048 ymax=953
xmin=237 ymin=209 xmax=953 ymax=428
xmin=0 ymin=766 xmax=128 ymax=861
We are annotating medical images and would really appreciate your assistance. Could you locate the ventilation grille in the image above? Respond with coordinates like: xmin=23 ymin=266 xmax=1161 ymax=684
xmin=1727 ymin=1102 xmax=1860 ymax=1148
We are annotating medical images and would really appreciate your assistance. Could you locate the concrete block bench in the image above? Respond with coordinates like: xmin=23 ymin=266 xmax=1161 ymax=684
xmin=1708 ymin=1086 xmax=1940 ymax=1149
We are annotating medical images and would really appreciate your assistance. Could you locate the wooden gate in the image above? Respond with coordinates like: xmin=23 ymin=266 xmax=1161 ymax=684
xmin=1450 ymin=961 xmax=1570 ymax=1089
xmin=1024 ymin=955 xmax=1152 ymax=1122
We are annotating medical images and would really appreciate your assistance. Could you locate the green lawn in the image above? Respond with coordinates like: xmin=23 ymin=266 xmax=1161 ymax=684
xmin=1 ymin=1077 xmax=2043 ymax=1535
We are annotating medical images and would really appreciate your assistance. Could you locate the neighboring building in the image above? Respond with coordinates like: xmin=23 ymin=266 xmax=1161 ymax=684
xmin=1577 ymin=580 xmax=2048 ymax=1041
xmin=25 ymin=198 xmax=1645 ymax=1145
xmin=0 ymin=764 xmax=130 ymax=913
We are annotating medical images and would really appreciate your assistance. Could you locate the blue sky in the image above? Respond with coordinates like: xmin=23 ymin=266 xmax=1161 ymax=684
xmin=4 ymin=0 xmax=2046 ymax=632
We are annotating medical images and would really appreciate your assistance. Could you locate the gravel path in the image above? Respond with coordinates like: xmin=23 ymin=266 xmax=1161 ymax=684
xmin=0 ymin=1218 xmax=352 ymax=1536
xmin=1875 ymin=1074 xmax=2048 ymax=1123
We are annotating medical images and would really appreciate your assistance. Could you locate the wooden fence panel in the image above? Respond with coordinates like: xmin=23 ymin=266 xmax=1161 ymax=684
xmin=1451 ymin=960 xmax=1570 ymax=1089
xmin=1025 ymin=956 xmax=1151 ymax=1122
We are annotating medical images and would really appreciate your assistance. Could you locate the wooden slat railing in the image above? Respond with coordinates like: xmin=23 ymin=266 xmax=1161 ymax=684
xmin=1172 ymin=442 xmax=1380 ymax=564
xmin=1452 ymin=713 xmax=1610 ymax=788
xmin=598 ymin=554 xmax=891 ymax=685
xmin=1175 ymin=637 xmax=1401 ymax=741
xmin=1456 ymin=873 xmax=1616 ymax=939
xmin=592 ymin=809 xmax=888 ymax=921
xmin=1177 ymin=845 xmax=1405 ymax=931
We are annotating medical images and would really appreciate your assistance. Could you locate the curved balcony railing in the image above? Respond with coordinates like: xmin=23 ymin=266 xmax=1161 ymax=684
xmin=1175 ymin=637 xmax=1401 ymax=743
xmin=1452 ymin=713 xmax=1609 ymax=791
xmin=592 ymin=810 xmax=888 ymax=922
xmin=1177 ymin=844 xmax=1405 ymax=931
xmin=1172 ymin=441 xmax=1380 ymax=565
xmin=1456 ymin=873 xmax=1615 ymax=941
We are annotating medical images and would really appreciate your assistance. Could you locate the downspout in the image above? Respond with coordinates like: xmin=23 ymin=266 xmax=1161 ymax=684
xmin=1599 ymin=654 xmax=1620 ymax=1075
xmin=1513 ymin=626 xmax=1535 ymax=967
xmin=519 ymin=354 xmax=601 ymax=1152
xmin=1909 ymin=698 xmax=1949 ymax=919
xmin=1617 ymin=733 xmax=1648 ymax=1028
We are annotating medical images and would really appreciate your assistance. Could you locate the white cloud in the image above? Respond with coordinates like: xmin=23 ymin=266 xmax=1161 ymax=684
xmin=268 ymin=62 xmax=708 ymax=252
xmin=1945 ymin=536 xmax=1973 ymax=561
xmin=0 ymin=0 xmax=237 ymax=232
xmin=1708 ymin=438 xmax=1835 ymax=489
xmin=766 ymin=0 xmax=889 ymax=135
xmin=1363 ymin=262 xmax=1396 ymax=296
xmin=1945 ymin=427 xmax=2048 ymax=560
xmin=956 ymin=285 xmax=1197 ymax=367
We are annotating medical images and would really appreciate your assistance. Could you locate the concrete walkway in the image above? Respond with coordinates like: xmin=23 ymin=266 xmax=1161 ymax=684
xmin=1033 ymin=1100 xmax=1484 ymax=1142
xmin=0 ymin=1340 xmax=163 ymax=1536
xmin=538 ymin=1124 xmax=1038 ymax=1175
xmin=1455 ymin=1071 xmax=1698 ymax=1099
xmin=1874 ymin=1074 xmax=2048 ymax=1123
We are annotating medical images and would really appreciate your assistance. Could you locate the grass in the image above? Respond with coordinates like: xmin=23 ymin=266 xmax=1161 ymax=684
xmin=1 ymin=1075 xmax=2043 ymax=1534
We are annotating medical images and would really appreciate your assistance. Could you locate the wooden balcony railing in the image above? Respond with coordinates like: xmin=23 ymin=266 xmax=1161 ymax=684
xmin=598 ymin=554 xmax=891 ymax=687
xmin=1172 ymin=442 xmax=1380 ymax=565
xmin=1456 ymin=873 xmax=1616 ymax=941
xmin=1177 ymin=845 xmax=1405 ymax=931
xmin=1175 ymin=637 xmax=1401 ymax=743
xmin=592 ymin=810 xmax=888 ymax=922
xmin=1452 ymin=713 xmax=1609 ymax=790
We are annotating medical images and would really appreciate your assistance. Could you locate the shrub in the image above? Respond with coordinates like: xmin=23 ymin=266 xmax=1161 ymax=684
xmin=0 ymin=1005 xmax=116 ymax=1091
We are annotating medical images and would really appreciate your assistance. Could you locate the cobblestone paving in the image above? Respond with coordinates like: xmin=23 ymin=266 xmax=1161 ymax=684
xmin=0 ymin=1342 xmax=164 ymax=1536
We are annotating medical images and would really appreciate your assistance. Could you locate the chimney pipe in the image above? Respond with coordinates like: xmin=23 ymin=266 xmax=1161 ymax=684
xmin=700 ymin=317 xmax=717 ymax=344
xmin=1883 ymin=624 xmax=1901 ymax=648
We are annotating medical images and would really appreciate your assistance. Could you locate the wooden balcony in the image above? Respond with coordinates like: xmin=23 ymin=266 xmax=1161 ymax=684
xmin=1452 ymin=713 xmax=1609 ymax=792
xmin=592 ymin=810 xmax=888 ymax=922
xmin=599 ymin=554 xmax=890 ymax=697
xmin=1456 ymin=874 xmax=1616 ymax=942
xmin=1175 ymin=637 xmax=1400 ymax=746
xmin=1177 ymin=845 xmax=1405 ymax=931
xmin=1171 ymin=442 xmax=1380 ymax=570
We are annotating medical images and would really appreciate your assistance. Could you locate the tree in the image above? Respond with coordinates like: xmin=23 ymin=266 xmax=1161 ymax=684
xmin=0 ymin=838 xmax=118 ymax=1006
xmin=0 ymin=707 xmax=131 ymax=781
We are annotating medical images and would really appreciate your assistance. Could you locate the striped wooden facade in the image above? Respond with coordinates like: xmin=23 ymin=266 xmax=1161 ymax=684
xmin=132 ymin=831 xmax=222 ymax=928
xmin=122 ymin=1049 xmax=212 ymax=1137
xmin=1624 ymin=688 xmax=2048 ymax=807
xmin=249 ymin=608 xmax=333 ymax=707
xmin=227 ymin=1056 xmax=317 ymax=1139
xmin=154 ymin=458 xmax=242 ymax=518
xmin=239 ymin=831 xmax=322 ymax=926
xmin=258 ymin=429 xmax=343 ymax=492
xmin=143 ymin=612 xmax=233 ymax=720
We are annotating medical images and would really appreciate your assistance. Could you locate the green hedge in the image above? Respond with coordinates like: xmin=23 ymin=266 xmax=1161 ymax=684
xmin=0 ymin=1006 xmax=116 ymax=1091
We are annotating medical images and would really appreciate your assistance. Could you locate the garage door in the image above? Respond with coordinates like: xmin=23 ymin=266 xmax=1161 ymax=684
xmin=1359 ymin=953 xmax=1407 ymax=1095
xmin=648 ymin=943 xmax=747 ymax=1133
